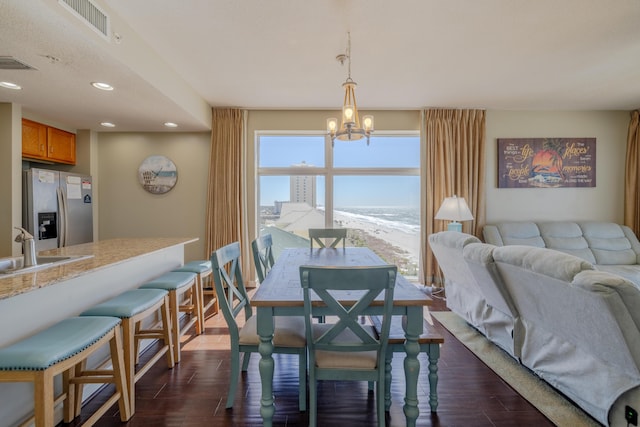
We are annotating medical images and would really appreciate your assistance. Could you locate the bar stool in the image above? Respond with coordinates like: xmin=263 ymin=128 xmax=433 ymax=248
xmin=172 ymin=260 xmax=218 ymax=325
xmin=0 ymin=316 xmax=131 ymax=426
xmin=80 ymin=288 xmax=174 ymax=413
xmin=139 ymin=271 xmax=201 ymax=363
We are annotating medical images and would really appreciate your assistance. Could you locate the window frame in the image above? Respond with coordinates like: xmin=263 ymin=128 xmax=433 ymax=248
xmin=256 ymin=130 xmax=420 ymax=230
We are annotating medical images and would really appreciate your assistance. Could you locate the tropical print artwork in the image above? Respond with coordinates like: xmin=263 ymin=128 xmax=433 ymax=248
xmin=497 ymin=138 xmax=596 ymax=188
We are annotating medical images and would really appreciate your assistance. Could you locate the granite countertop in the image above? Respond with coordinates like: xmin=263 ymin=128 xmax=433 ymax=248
xmin=0 ymin=237 xmax=197 ymax=300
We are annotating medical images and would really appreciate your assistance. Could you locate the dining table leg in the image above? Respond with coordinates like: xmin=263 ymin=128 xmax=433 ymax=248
xmin=256 ymin=307 xmax=275 ymax=427
xmin=403 ymin=306 xmax=422 ymax=427
xmin=427 ymin=342 xmax=440 ymax=411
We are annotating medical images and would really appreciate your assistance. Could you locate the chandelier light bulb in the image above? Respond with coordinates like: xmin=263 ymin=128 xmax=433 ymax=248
xmin=343 ymin=105 xmax=355 ymax=123
xmin=327 ymin=118 xmax=338 ymax=133
xmin=363 ymin=115 xmax=374 ymax=131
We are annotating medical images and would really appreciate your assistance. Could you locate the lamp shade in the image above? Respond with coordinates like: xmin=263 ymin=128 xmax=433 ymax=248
xmin=435 ymin=196 xmax=474 ymax=222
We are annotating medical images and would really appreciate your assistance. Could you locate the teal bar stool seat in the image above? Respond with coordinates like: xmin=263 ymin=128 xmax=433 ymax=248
xmin=80 ymin=288 xmax=174 ymax=413
xmin=140 ymin=271 xmax=202 ymax=363
xmin=173 ymin=260 xmax=218 ymax=324
xmin=0 ymin=316 xmax=131 ymax=426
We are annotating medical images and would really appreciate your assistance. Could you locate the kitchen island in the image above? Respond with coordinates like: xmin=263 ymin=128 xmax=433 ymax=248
xmin=0 ymin=237 xmax=197 ymax=426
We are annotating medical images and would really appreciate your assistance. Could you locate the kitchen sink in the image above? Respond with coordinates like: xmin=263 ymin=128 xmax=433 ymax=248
xmin=0 ymin=254 xmax=94 ymax=276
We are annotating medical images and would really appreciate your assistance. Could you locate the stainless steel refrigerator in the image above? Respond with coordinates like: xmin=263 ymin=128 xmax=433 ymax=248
xmin=23 ymin=168 xmax=93 ymax=251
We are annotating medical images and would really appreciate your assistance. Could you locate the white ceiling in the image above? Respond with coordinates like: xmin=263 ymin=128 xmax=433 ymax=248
xmin=1 ymin=0 xmax=639 ymax=132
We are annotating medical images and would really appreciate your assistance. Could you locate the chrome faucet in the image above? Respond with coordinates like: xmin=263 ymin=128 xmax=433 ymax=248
xmin=14 ymin=227 xmax=37 ymax=268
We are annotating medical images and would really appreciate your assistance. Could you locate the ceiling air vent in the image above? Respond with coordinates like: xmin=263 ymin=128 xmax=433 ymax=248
xmin=0 ymin=57 xmax=37 ymax=70
xmin=58 ymin=0 xmax=110 ymax=40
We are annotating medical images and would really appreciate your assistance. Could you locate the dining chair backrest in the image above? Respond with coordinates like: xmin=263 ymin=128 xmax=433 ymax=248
xmin=308 ymin=228 xmax=347 ymax=249
xmin=251 ymin=234 xmax=275 ymax=283
xmin=299 ymin=265 xmax=397 ymax=364
xmin=211 ymin=241 xmax=252 ymax=342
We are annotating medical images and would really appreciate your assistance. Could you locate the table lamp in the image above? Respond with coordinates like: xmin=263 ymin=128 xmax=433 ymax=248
xmin=435 ymin=195 xmax=474 ymax=232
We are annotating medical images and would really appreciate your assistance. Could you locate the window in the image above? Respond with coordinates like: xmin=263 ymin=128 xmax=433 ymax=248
xmin=257 ymin=132 xmax=420 ymax=280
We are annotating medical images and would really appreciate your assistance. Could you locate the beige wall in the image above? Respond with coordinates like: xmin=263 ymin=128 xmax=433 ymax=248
xmin=2 ymin=108 xmax=632 ymax=261
xmin=0 ymin=104 xmax=22 ymax=257
xmin=485 ymin=110 xmax=629 ymax=224
xmin=97 ymin=132 xmax=211 ymax=262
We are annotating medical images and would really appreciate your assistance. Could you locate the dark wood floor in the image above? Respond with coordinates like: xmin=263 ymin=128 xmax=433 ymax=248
xmin=70 ymin=293 xmax=559 ymax=427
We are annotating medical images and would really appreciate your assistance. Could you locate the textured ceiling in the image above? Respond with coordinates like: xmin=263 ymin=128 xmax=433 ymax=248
xmin=0 ymin=0 xmax=639 ymax=132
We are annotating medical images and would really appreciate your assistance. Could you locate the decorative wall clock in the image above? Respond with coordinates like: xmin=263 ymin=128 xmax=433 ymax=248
xmin=138 ymin=155 xmax=178 ymax=194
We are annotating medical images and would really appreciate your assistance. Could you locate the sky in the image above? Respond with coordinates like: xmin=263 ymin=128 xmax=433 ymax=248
xmin=258 ymin=134 xmax=420 ymax=207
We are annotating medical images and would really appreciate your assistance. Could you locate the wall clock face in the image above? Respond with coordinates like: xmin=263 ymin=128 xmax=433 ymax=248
xmin=138 ymin=155 xmax=178 ymax=194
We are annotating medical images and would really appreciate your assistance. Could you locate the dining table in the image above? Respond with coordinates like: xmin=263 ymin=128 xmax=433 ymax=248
xmin=251 ymin=247 xmax=431 ymax=427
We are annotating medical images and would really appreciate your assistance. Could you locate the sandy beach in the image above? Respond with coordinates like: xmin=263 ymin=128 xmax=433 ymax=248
xmin=269 ymin=203 xmax=420 ymax=277
xmin=333 ymin=210 xmax=420 ymax=272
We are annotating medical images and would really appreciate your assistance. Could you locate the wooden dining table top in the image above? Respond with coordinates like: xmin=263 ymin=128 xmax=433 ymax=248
xmin=251 ymin=247 xmax=431 ymax=308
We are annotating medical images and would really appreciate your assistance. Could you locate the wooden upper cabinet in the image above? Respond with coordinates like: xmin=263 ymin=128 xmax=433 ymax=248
xmin=21 ymin=119 xmax=47 ymax=159
xmin=47 ymin=127 xmax=76 ymax=164
xmin=21 ymin=119 xmax=76 ymax=165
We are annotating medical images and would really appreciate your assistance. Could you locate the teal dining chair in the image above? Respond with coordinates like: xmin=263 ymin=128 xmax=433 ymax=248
xmin=308 ymin=228 xmax=347 ymax=249
xmin=251 ymin=234 xmax=275 ymax=283
xmin=299 ymin=264 xmax=397 ymax=427
xmin=253 ymin=234 xmax=325 ymax=323
xmin=211 ymin=241 xmax=307 ymax=411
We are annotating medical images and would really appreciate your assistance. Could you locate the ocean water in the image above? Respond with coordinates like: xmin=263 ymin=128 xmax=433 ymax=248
xmin=335 ymin=206 xmax=420 ymax=234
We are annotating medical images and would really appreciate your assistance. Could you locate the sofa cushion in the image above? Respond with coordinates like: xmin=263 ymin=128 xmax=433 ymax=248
xmin=594 ymin=265 xmax=640 ymax=288
xmin=493 ymin=245 xmax=594 ymax=282
xmin=621 ymin=225 xmax=640 ymax=264
xmin=494 ymin=222 xmax=545 ymax=247
xmin=484 ymin=221 xmax=640 ymax=270
xmin=538 ymin=222 xmax=595 ymax=263
xmin=579 ymin=222 xmax=637 ymax=265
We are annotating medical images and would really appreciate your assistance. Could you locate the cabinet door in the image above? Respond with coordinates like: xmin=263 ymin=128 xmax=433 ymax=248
xmin=47 ymin=127 xmax=76 ymax=165
xmin=22 ymin=119 xmax=47 ymax=160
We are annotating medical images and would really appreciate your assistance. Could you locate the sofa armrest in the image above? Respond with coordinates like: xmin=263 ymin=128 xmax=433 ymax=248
xmin=463 ymin=242 xmax=517 ymax=317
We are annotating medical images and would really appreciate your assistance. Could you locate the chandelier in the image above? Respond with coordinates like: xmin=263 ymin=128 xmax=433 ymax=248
xmin=326 ymin=33 xmax=374 ymax=147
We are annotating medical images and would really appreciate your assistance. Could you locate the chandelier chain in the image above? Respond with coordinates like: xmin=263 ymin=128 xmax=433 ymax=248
xmin=346 ymin=32 xmax=352 ymax=81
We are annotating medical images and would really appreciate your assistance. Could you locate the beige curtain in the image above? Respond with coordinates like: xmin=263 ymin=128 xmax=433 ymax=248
xmin=205 ymin=108 xmax=250 ymax=274
xmin=625 ymin=110 xmax=640 ymax=234
xmin=422 ymin=109 xmax=486 ymax=285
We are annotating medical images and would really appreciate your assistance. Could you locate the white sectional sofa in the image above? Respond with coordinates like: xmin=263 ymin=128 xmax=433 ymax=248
xmin=429 ymin=229 xmax=640 ymax=426
xmin=429 ymin=232 xmax=520 ymax=359
xmin=491 ymin=244 xmax=640 ymax=426
xmin=483 ymin=221 xmax=640 ymax=287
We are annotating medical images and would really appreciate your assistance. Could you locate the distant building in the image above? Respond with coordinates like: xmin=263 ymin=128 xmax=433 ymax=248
xmin=290 ymin=161 xmax=316 ymax=207
xmin=273 ymin=200 xmax=287 ymax=215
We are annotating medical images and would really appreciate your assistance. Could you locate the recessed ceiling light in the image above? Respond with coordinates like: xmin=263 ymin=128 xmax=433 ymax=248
xmin=91 ymin=82 xmax=114 ymax=91
xmin=0 ymin=81 xmax=22 ymax=90
xmin=100 ymin=122 xmax=116 ymax=128
xmin=164 ymin=122 xmax=178 ymax=128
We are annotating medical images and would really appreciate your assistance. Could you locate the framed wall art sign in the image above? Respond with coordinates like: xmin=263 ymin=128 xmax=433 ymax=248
xmin=497 ymin=138 xmax=596 ymax=188
xmin=138 ymin=155 xmax=178 ymax=194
